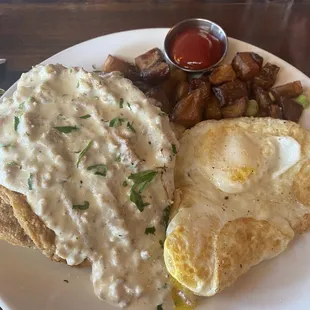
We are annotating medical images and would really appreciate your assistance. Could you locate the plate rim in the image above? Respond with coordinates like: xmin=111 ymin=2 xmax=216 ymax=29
xmin=1 ymin=27 xmax=310 ymax=310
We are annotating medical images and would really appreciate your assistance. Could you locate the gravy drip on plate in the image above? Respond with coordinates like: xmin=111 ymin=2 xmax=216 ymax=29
xmin=0 ymin=65 xmax=178 ymax=308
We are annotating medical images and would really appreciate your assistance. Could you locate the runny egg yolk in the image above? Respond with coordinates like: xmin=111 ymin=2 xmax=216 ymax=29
xmin=230 ymin=167 xmax=255 ymax=183
xmin=195 ymin=128 xmax=301 ymax=194
xmin=196 ymin=130 xmax=270 ymax=193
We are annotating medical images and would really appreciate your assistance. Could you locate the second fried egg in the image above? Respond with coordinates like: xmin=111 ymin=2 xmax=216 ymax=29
xmin=165 ymin=117 xmax=310 ymax=297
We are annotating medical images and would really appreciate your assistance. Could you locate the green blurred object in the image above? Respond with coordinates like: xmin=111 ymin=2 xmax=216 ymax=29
xmin=295 ymin=94 xmax=310 ymax=109
xmin=170 ymin=276 xmax=198 ymax=310
xmin=245 ymin=99 xmax=259 ymax=116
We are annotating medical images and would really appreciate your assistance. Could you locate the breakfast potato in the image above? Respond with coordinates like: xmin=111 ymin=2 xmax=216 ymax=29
xmin=135 ymin=48 xmax=164 ymax=71
xmin=140 ymin=62 xmax=170 ymax=84
xmin=135 ymin=48 xmax=170 ymax=84
xmin=175 ymin=81 xmax=190 ymax=103
xmin=209 ymin=64 xmax=236 ymax=85
xmin=169 ymin=122 xmax=186 ymax=140
xmin=170 ymin=66 xmax=188 ymax=82
xmin=171 ymin=88 xmax=205 ymax=128
xmin=189 ymin=76 xmax=209 ymax=90
xmin=162 ymin=67 xmax=189 ymax=103
xmin=232 ymin=52 xmax=263 ymax=81
xmin=205 ymin=95 xmax=222 ymax=120
xmin=246 ymin=80 xmax=255 ymax=99
xmin=132 ymin=80 xmax=151 ymax=93
xmin=279 ymin=97 xmax=303 ymax=122
xmin=162 ymin=78 xmax=177 ymax=103
xmin=268 ymin=104 xmax=283 ymax=119
xmin=146 ymin=87 xmax=173 ymax=114
xmin=102 ymin=55 xmax=139 ymax=81
xmin=213 ymin=79 xmax=248 ymax=106
xmin=253 ymin=63 xmax=280 ymax=90
xmin=270 ymin=81 xmax=303 ymax=100
xmin=221 ymin=97 xmax=247 ymax=118
xmin=253 ymin=86 xmax=272 ymax=116
xmin=189 ymin=77 xmax=211 ymax=100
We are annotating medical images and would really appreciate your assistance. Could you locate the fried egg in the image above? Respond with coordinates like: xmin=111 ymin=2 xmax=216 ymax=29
xmin=164 ymin=118 xmax=310 ymax=297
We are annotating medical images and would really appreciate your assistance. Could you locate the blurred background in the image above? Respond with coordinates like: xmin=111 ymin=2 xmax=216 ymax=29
xmin=0 ymin=0 xmax=309 ymax=89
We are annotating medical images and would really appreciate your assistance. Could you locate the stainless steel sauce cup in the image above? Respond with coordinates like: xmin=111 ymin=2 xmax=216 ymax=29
xmin=163 ymin=18 xmax=228 ymax=73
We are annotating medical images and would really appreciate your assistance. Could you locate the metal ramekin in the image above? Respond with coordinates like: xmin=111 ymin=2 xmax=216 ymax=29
xmin=163 ymin=18 xmax=228 ymax=73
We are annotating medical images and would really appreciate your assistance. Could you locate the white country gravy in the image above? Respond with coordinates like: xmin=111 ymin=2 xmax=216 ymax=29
xmin=0 ymin=65 xmax=178 ymax=308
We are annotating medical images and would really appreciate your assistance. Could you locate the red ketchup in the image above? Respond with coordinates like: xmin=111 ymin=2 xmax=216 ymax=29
xmin=170 ymin=27 xmax=224 ymax=70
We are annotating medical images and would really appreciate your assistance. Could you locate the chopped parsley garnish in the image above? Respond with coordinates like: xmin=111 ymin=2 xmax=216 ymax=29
xmin=76 ymin=140 xmax=93 ymax=167
xmin=7 ymin=161 xmax=18 ymax=166
xmin=119 ymin=98 xmax=124 ymax=109
xmin=18 ymin=102 xmax=25 ymax=109
xmin=29 ymin=96 xmax=35 ymax=102
xmin=129 ymin=170 xmax=157 ymax=193
xmin=28 ymin=174 xmax=33 ymax=190
xmin=161 ymin=205 xmax=171 ymax=230
xmin=58 ymin=113 xmax=66 ymax=120
xmin=130 ymin=189 xmax=149 ymax=212
xmin=76 ymin=81 xmax=80 ymax=88
xmin=127 ymin=102 xmax=132 ymax=111
xmin=129 ymin=170 xmax=157 ymax=183
xmin=157 ymin=305 xmax=163 ymax=310
xmin=171 ymin=144 xmax=177 ymax=155
xmin=109 ymin=117 xmax=126 ymax=128
xmin=0 ymin=88 xmax=5 ymax=95
xmin=159 ymin=240 xmax=164 ymax=248
xmin=127 ymin=122 xmax=136 ymax=133
xmin=0 ymin=143 xmax=12 ymax=148
xmin=128 ymin=170 xmax=157 ymax=212
xmin=87 ymin=164 xmax=107 ymax=177
xmin=91 ymin=64 xmax=102 ymax=73
xmin=123 ymin=180 xmax=128 ymax=187
xmin=54 ymin=126 xmax=79 ymax=133
xmin=7 ymin=161 xmax=21 ymax=169
xmin=145 ymin=226 xmax=156 ymax=235
xmin=72 ymin=201 xmax=89 ymax=210
xmin=14 ymin=116 xmax=20 ymax=131
xmin=115 ymin=154 xmax=121 ymax=162
xmin=80 ymin=114 xmax=91 ymax=119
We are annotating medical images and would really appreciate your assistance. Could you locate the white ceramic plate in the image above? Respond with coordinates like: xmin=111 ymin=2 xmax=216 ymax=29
xmin=1 ymin=28 xmax=310 ymax=310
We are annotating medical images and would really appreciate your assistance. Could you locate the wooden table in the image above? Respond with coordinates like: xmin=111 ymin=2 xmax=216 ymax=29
xmin=1 ymin=0 xmax=310 ymax=89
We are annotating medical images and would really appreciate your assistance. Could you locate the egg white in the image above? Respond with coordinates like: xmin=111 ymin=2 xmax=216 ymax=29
xmin=165 ymin=117 xmax=310 ymax=296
